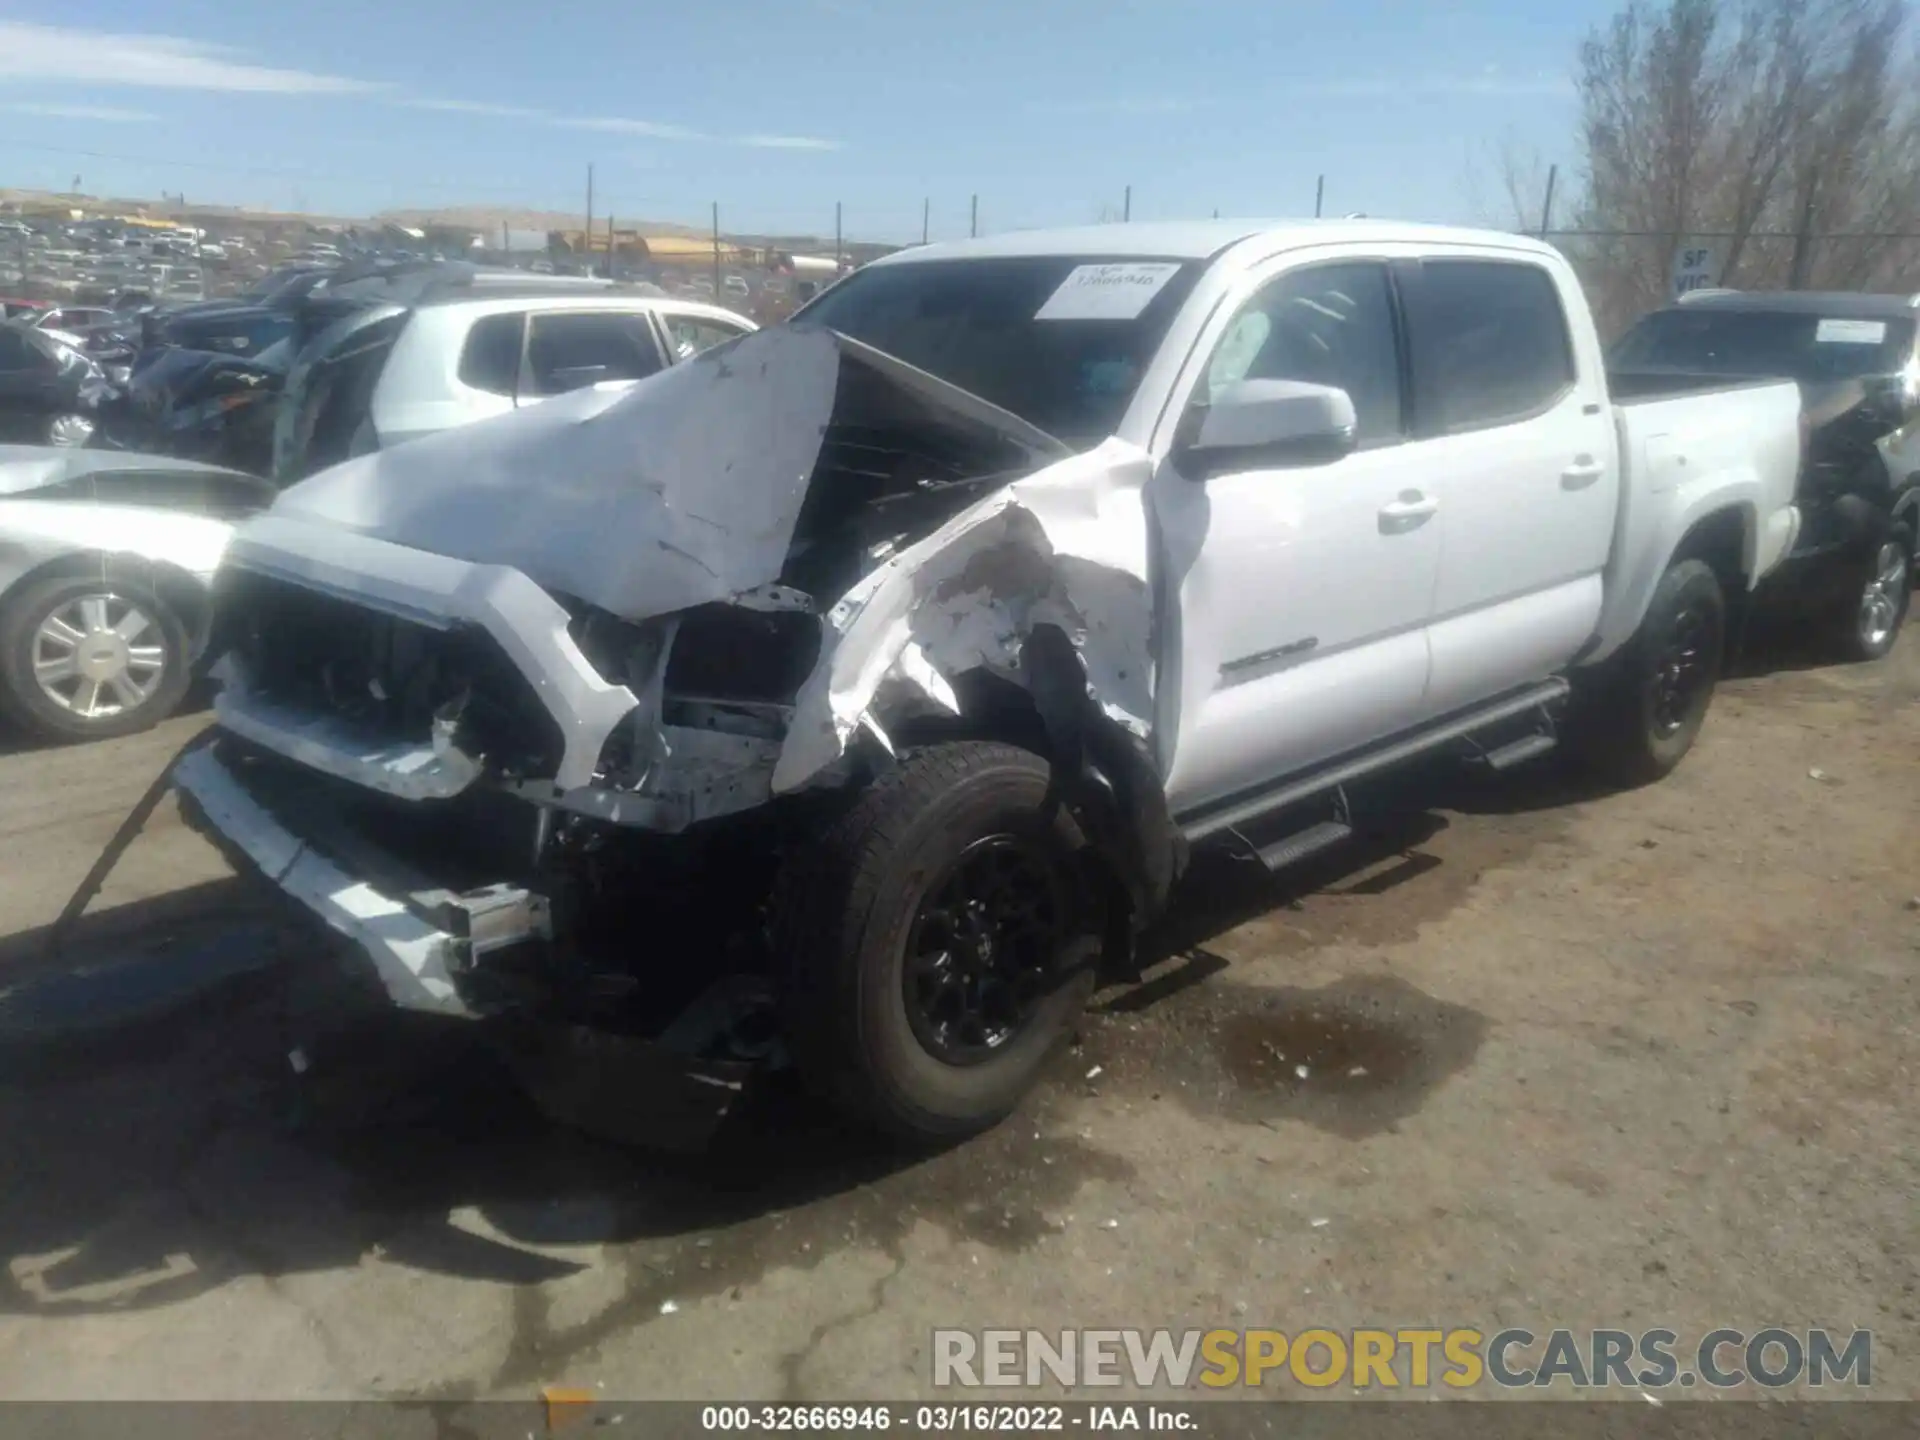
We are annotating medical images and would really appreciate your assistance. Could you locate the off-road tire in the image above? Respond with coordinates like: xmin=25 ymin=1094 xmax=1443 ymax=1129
xmin=1833 ymin=523 xmax=1912 ymax=664
xmin=0 ymin=573 xmax=192 ymax=743
xmin=770 ymin=741 xmax=1099 ymax=1146
xmin=1569 ymin=557 xmax=1726 ymax=788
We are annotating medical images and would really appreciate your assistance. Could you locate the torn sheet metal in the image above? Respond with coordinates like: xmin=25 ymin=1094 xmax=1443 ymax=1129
xmin=772 ymin=436 xmax=1157 ymax=793
xmin=269 ymin=326 xmax=842 ymax=624
xmin=172 ymin=746 xmax=477 ymax=1017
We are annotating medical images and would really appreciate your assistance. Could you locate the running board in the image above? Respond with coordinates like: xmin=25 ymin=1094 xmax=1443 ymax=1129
xmin=1179 ymin=679 xmax=1571 ymax=844
xmin=1253 ymin=820 xmax=1354 ymax=872
xmin=1480 ymin=731 xmax=1558 ymax=772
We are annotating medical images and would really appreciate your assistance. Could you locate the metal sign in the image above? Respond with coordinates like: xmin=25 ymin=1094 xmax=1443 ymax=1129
xmin=1672 ymin=245 xmax=1719 ymax=299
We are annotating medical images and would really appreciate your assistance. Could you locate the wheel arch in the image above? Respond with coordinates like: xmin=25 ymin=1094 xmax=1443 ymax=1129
xmin=0 ymin=550 xmax=213 ymax=663
xmin=873 ymin=626 xmax=1185 ymax=975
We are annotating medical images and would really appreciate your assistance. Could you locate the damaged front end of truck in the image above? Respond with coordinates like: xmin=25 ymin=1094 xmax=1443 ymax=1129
xmin=172 ymin=325 xmax=1182 ymax=1145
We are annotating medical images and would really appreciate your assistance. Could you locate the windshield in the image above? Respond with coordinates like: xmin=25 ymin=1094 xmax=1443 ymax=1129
xmin=793 ymin=255 xmax=1202 ymax=446
xmin=1612 ymin=307 xmax=1918 ymax=384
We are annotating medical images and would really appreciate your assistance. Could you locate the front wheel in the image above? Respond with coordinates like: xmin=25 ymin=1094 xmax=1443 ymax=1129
xmin=772 ymin=741 xmax=1100 ymax=1145
xmin=1835 ymin=526 xmax=1912 ymax=663
xmin=1569 ymin=557 xmax=1727 ymax=788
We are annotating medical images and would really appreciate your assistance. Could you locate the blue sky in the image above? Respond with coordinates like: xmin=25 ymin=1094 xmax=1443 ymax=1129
xmin=0 ymin=1 xmax=1608 ymax=241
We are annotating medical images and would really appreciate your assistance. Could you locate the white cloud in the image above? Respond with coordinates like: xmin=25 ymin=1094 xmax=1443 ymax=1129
xmin=5 ymin=101 xmax=156 ymax=122
xmin=404 ymin=98 xmax=546 ymax=119
xmin=0 ymin=21 xmax=379 ymax=94
xmin=561 ymin=115 xmax=707 ymax=141
xmin=737 ymin=134 xmax=843 ymax=150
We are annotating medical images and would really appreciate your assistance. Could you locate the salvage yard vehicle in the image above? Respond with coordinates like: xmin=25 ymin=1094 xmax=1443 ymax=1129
xmin=171 ymin=220 xmax=1804 ymax=1147
xmin=0 ymin=446 xmax=273 ymax=741
xmin=0 ymin=323 xmax=113 ymax=448
xmin=271 ymin=288 xmax=756 ymax=482
xmin=1611 ymin=288 xmax=1918 ymax=660
xmin=90 ymin=338 xmax=291 ymax=478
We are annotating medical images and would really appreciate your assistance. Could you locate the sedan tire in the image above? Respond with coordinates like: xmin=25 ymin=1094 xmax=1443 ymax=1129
xmin=0 ymin=574 xmax=193 ymax=742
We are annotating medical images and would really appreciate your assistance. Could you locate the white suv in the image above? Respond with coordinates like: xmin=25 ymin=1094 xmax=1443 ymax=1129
xmin=272 ymin=289 xmax=755 ymax=482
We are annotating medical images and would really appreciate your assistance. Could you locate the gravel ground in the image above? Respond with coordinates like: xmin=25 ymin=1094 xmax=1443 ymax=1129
xmin=0 ymin=630 xmax=1913 ymax=1409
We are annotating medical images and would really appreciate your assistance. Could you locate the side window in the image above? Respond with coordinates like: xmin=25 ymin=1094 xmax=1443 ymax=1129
xmin=663 ymin=314 xmax=748 ymax=361
xmin=1406 ymin=260 xmax=1575 ymax=433
xmin=525 ymin=312 xmax=664 ymax=396
xmin=458 ymin=312 xmax=526 ymax=396
xmin=1198 ymin=262 xmax=1404 ymax=447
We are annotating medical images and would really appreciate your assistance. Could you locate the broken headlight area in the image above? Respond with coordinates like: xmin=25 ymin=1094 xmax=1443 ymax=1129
xmin=216 ymin=566 xmax=566 ymax=783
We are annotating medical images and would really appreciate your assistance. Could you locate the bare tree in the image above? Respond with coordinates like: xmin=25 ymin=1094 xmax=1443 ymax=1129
xmin=1570 ymin=0 xmax=1920 ymax=335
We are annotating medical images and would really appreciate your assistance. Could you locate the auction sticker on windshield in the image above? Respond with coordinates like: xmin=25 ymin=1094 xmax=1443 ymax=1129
xmin=1035 ymin=262 xmax=1182 ymax=320
xmin=1814 ymin=318 xmax=1888 ymax=344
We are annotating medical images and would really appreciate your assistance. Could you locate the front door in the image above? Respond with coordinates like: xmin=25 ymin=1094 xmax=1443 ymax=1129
xmin=1150 ymin=258 xmax=1441 ymax=818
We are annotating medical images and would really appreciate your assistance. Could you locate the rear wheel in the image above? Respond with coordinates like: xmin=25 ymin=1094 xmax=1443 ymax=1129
xmin=45 ymin=413 xmax=94 ymax=448
xmin=1835 ymin=526 xmax=1911 ymax=663
xmin=772 ymin=742 xmax=1099 ymax=1145
xmin=1570 ymin=557 xmax=1726 ymax=788
xmin=0 ymin=575 xmax=192 ymax=742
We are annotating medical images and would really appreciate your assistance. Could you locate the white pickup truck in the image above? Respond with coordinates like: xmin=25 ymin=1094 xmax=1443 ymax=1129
xmin=172 ymin=220 xmax=1803 ymax=1146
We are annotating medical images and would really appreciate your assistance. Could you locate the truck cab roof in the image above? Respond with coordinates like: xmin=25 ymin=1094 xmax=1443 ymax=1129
xmin=868 ymin=218 xmax=1562 ymax=268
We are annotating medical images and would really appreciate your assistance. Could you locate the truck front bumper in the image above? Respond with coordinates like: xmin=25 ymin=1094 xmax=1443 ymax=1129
xmin=172 ymin=744 xmax=550 ymax=1020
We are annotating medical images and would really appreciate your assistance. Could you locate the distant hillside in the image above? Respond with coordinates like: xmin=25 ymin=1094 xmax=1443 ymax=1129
xmin=372 ymin=204 xmax=709 ymax=237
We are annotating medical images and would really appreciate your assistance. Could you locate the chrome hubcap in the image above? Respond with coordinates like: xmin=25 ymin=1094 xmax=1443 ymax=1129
xmin=1859 ymin=541 xmax=1909 ymax=649
xmin=46 ymin=413 xmax=95 ymax=447
xmin=32 ymin=594 xmax=166 ymax=719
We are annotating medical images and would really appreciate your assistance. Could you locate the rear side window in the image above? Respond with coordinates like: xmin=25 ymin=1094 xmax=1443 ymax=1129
xmin=459 ymin=312 xmax=525 ymax=395
xmin=1407 ymin=261 xmax=1575 ymax=433
xmin=663 ymin=314 xmax=749 ymax=361
xmin=525 ymin=312 xmax=664 ymax=396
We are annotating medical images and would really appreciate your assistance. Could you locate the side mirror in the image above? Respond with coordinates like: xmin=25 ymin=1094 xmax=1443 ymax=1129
xmin=1175 ymin=379 xmax=1359 ymax=477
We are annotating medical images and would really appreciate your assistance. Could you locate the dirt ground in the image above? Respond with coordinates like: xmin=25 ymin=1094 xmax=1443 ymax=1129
xmin=0 ymin=632 xmax=1914 ymax=1407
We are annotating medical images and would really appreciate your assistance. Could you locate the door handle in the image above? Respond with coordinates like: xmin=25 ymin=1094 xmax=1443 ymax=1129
xmin=1378 ymin=491 xmax=1438 ymax=532
xmin=1561 ymin=457 xmax=1605 ymax=490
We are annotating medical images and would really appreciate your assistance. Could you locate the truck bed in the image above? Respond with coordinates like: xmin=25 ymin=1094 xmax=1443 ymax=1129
xmin=1606 ymin=368 xmax=1795 ymax=405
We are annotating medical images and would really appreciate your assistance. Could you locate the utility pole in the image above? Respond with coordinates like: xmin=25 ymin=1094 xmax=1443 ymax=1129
xmin=711 ymin=201 xmax=722 ymax=295
xmin=922 ymin=197 xmax=930 ymax=245
xmin=835 ymin=200 xmax=843 ymax=270
xmin=970 ymin=193 xmax=978 ymax=238
xmin=1314 ymin=175 xmax=1325 ymax=218
xmin=1539 ymin=164 xmax=1558 ymax=239
xmin=584 ymin=164 xmax=594 ymax=272
xmin=1123 ymin=184 xmax=1131 ymax=222
xmin=606 ymin=213 xmax=615 ymax=278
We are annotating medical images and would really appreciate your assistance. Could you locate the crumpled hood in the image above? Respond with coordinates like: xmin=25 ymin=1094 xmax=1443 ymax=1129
xmin=264 ymin=325 xmax=1068 ymax=624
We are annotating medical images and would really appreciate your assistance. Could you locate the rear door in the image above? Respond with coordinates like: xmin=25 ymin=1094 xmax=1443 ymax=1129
xmin=1400 ymin=256 xmax=1617 ymax=716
